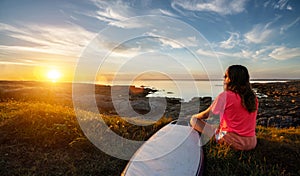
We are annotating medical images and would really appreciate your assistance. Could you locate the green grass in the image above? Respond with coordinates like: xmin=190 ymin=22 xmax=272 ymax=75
xmin=1 ymin=99 xmax=299 ymax=175
xmin=203 ymin=126 xmax=300 ymax=176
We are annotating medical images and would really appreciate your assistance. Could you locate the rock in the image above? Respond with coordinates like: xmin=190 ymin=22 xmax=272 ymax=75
xmin=253 ymin=81 xmax=300 ymax=128
xmin=201 ymin=97 xmax=212 ymax=105
xmin=94 ymin=81 xmax=300 ymax=128
xmin=257 ymin=117 xmax=268 ymax=126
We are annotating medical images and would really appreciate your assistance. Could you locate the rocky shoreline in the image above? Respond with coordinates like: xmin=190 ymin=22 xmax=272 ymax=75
xmin=95 ymin=80 xmax=300 ymax=128
xmin=252 ymin=81 xmax=300 ymax=128
xmin=0 ymin=80 xmax=298 ymax=128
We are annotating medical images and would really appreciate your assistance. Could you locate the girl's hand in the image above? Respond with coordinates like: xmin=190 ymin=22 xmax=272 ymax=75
xmin=192 ymin=114 xmax=199 ymax=119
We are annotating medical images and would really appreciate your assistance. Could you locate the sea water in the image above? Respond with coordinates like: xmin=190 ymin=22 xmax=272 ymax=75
xmin=132 ymin=80 xmax=224 ymax=102
xmin=131 ymin=80 xmax=287 ymax=102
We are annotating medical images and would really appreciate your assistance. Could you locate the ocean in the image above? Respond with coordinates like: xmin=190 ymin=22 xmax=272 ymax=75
xmin=127 ymin=80 xmax=288 ymax=102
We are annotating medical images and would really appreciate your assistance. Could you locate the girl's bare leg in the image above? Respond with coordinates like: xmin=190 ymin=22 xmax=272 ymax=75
xmin=190 ymin=117 xmax=216 ymax=137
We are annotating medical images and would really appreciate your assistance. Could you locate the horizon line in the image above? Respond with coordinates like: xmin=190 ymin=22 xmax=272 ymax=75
xmin=1 ymin=78 xmax=300 ymax=83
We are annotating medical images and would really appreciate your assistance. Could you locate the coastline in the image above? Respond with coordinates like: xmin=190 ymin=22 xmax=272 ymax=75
xmin=0 ymin=80 xmax=299 ymax=128
xmin=252 ymin=80 xmax=300 ymax=128
xmin=98 ymin=80 xmax=300 ymax=128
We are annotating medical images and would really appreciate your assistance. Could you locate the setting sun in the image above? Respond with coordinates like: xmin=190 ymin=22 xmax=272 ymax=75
xmin=47 ymin=70 xmax=61 ymax=82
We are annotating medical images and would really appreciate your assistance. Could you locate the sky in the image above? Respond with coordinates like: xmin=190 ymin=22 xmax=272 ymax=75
xmin=0 ymin=0 xmax=300 ymax=83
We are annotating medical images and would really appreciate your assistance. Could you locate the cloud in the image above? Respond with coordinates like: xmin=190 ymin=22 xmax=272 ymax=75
xmin=0 ymin=22 xmax=96 ymax=67
xmin=85 ymin=0 xmax=142 ymax=28
xmin=108 ymin=45 xmax=143 ymax=58
xmin=109 ymin=17 xmax=147 ymax=29
xmin=274 ymin=0 xmax=292 ymax=10
xmin=280 ymin=17 xmax=300 ymax=34
xmin=0 ymin=23 xmax=28 ymax=35
xmin=158 ymin=38 xmax=182 ymax=49
xmin=214 ymin=44 xmax=298 ymax=61
xmin=264 ymin=0 xmax=293 ymax=11
xmin=243 ymin=45 xmax=281 ymax=61
xmin=219 ymin=32 xmax=240 ymax=49
xmin=95 ymin=8 xmax=128 ymax=23
xmin=269 ymin=46 xmax=300 ymax=60
xmin=0 ymin=23 xmax=95 ymax=56
xmin=91 ymin=0 xmax=132 ymax=20
xmin=171 ymin=0 xmax=248 ymax=15
xmin=144 ymin=32 xmax=183 ymax=48
xmin=145 ymin=32 xmax=199 ymax=49
xmin=211 ymin=43 xmax=300 ymax=62
xmin=86 ymin=0 xmax=180 ymax=29
xmin=244 ymin=24 xmax=273 ymax=44
xmin=286 ymin=5 xmax=293 ymax=10
xmin=196 ymin=48 xmax=217 ymax=58
xmin=206 ymin=42 xmax=278 ymax=61
xmin=158 ymin=9 xmax=178 ymax=17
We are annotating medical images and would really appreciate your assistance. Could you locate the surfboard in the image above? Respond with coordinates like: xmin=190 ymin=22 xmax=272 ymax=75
xmin=122 ymin=120 xmax=204 ymax=176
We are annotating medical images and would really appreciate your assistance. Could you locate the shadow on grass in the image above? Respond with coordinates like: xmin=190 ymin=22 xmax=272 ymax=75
xmin=202 ymin=134 xmax=300 ymax=176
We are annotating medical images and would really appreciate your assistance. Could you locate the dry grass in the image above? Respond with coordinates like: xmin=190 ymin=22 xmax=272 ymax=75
xmin=0 ymin=100 xmax=172 ymax=175
xmin=202 ymin=126 xmax=300 ymax=176
xmin=1 ymin=81 xmax=299 ymax=175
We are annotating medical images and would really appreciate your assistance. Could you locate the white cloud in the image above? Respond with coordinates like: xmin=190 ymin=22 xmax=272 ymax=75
xmin=240 ymin=49 xmax=253 ymax=58
xmin=269 ymin=47 xmax=300 ymax=60
xmin=211 ymin=44 xmax=300 ymax=62
xmin=274 ymin=0 xmax=290 ymax=10
xmin=280 ymin=17 xmax=300 ymax=34
xmin=145 ymin=32 xmax=199 ymax=49
xmin=0 ymin=23 xmax=28 ymax=34
xmin=0 ymin=23 xmax=95 ymax=58
xmin=109 ymin=17 xmax=146 ymax=29
xmin=185 ymin=36 xmax=198 ymax=47
xmin=220 ymin=32 xmax=240 ymax=49
xmin=87 ymin=1 xmax=182 ymax=29
xmin=171 ymin=0 xmax=248 ymax=15
xmin=264 ymin=0 xmax=293 ymax=11
xmin=152 ymin=34 xmax=183 ymax=49
xmin=215 ymin=45 xmax=293 ymax=61
xmin=97 ymin=7 xmax=128 ymax=21
xmin=0 ymin=44 xmax=78 ymax=67
xmin=95 ymin=8 xmax=128 ymax=23
xmin=89 ymin=0 xmax=178 ymax=29
xmin=286 ymin=5 xmax=293 ymax=10
xmin=159 ymin=9 xmax=178 ymax=17
xmin=244 ymin=24 xmax=273 ymax=44
xmin=109 ymin=46 xmax=143 ymax=58
xmin=87 ymin=0 xmax=138 ymax=28
xmin=196 ymin=48 xmax=217 ymax=57
xmin=159 ymin=38 xmax=182 ymax=48
xmin=247 ymin=45 xmax=280 ymax=61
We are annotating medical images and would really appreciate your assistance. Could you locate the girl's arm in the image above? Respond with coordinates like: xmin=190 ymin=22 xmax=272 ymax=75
xmin=192 ymin=106 xmax=211 ymax=119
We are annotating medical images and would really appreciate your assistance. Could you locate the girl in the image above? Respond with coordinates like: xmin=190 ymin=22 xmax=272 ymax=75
xmin=190 ymin=65 xmax=258 ymax=150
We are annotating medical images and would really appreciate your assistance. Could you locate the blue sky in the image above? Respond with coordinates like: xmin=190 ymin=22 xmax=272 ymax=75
xmin=0 ymin=0 xmax=300 ymax=82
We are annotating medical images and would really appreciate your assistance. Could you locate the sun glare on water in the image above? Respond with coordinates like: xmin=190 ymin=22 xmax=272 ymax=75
xmin=47 ymin=70 xmax=61 ymax=82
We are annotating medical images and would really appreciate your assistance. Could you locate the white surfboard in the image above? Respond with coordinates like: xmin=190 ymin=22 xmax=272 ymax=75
xmin=122 ymin=120 xmax=204 ymax=176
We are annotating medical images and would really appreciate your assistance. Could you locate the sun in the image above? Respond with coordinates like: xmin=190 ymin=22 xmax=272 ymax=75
xmin=47 ymin=69 xmax=61 ymax=82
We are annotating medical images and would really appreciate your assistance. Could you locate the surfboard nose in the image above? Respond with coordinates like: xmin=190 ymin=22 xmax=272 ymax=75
xmin=122 ymin=120 xmax=204 ymax=176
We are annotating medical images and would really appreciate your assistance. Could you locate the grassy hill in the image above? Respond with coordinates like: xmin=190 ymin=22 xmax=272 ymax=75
xmin=1 ymin=99 xmax=299 ymax=176
xmin=0 ymin=81 xmax=299 ymax=175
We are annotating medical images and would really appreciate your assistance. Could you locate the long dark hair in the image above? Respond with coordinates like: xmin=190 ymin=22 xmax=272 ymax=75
xmin=227 ymin=65 xmax=257 ymax=112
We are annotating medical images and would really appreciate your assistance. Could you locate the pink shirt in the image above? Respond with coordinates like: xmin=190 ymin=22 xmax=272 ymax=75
xmin=210 ymin=90 xmax=258 ymax=137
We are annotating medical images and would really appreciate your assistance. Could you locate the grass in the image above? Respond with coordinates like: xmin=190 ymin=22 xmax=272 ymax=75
xmin=0 ymin=81 xmax=299 ymax=175
xmin=203 ymin=126 xmax=300 ymax=176
xmin=1 ymin=100 xmax=299 ymax=176
xmin=0 ymin=100 xmax=172 ymax=175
